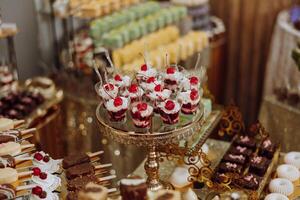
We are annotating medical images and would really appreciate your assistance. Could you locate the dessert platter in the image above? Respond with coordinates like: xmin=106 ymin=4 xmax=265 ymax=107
xmin=94 ymin=52 xmax=217 ymax=191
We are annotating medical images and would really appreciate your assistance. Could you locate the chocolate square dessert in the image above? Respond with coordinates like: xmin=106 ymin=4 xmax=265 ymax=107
xmin=120 ymin=177 xmax=147 ymax=200
xmin=249 ymin=155 xmax=270 ymax=176
xmin=234 ymin=135 xmax=256 ymax=149
xmin=228 ymin=146 xmax=253 ymax=158
xmin=259 ymin=138 xmax=277 ymax=159
xmin=222 ymin=153 xmax=246 ymax=165
xmin=235 ymin=173 xmax=261 ymax=190
xmin=218 ymin=162 xmax=243 ymax=174
xmin=66 ymin=163 xmax=95 ymax=180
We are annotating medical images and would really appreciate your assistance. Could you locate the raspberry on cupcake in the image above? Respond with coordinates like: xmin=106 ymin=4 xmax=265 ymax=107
xmin=137 ymin=64 xmax=157 ymax=81
xmin=163 ymin=66 xmax=183 ymax=91
xmin=97 ymin=83 xmax=119 ymax=101
xmin=104 ymin=96 xmax=129 ymax=121
xmin=123 ymin=84 xmax=144 ymax=102
xmin=130 ymin=102 xmax=153 ymax=128
xmin=159 ymin=99 xmax=181 ymax=124
xmin=177 ymin=89 xmax=202 ymax=114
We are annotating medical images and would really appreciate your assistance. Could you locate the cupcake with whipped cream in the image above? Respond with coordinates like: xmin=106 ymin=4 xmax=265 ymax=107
xmin=140 ymin=76 xmax=162 ymax=92
xmin=123 ymin=84 xmax=144 ymax=102
xmin=110 ymin=74 xmax=131 ymax=89
xmin=32 ymin=152 xmax=61 ymax=174
xmin=30 ymin=186 xmax=59 ymax=200
xmin=146 ymin=84 xmax=172 ymax=113
xmin=178 ymin=88 xmax=202 ymax=114
xmin=31 ymin=168 xmax=61 ymax=191
xmin=163 ymin=66 xmax=184 ymax=91
xmin=130 ymin=102 xmax=153 ymax=128
xmin=104 ymin=96 xmax=129 ymax=121
xmin=159 ymin=99 xmax=181 ymax=124
xmin=96 ymin=83 xmax=119 ymax=101
xmin=137 ymin=64 xmax=157 ymax=81
xmin=181 ymin=75 xmax=201 ymax=91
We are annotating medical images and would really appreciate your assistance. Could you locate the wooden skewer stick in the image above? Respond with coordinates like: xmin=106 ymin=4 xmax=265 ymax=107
xmin=94 ymin=163 xmax=112 ymax=170
xmin=20 ymin=134 xmax=33 ymax=141
xmin=20 ymin=144 xmax=35 ymax=150
xmin=98 ymin=175 xmax=116 ymax=182
xmin=13 ymin=120 xmax=25 ymax=128
xmin=108 ymin=188 xmax=117 ymax=193
xmin=87 ymin=151 xmax=104 ymax=158
xmin=20 ymin=128 xmax=36 ymax=136
xmin=16 ymin=184 xmax=36 ymax=191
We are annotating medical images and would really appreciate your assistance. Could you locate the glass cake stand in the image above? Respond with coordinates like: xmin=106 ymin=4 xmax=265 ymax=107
xmin=96 ymin=102 xmax=205 ymax=191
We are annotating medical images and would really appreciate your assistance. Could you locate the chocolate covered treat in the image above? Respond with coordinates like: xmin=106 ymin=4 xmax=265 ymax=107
xmin=68 ymin=175 xmax=99 ymax=191
xmin=235 ymin=173 xmax=261 ymax=190
xmin=222 ymin=154 xmax=246 ymax=165
xmin=234 ymin=135 xmax=256 ymax=149
xmin=120 ymin=177 xmax=147 ymax=200
xmin=66 ymin=163 xmax=95 ymax=180
xmin=228 ymin=146 xmax=253 ymax=158
xmin=0 ymin=155 xmax=15 ymax=168
xmin=218 ymin=162 xmax=243 ymax=174
xmin=249 ymin=156 xmax=270 ymax=176
xmin=63 ymin=153 xmax=90 ymax=169
xmin=78 ymin=182 xmax=108 ymax=200
xmin=259 ymin=138 xmax=277 ymax=159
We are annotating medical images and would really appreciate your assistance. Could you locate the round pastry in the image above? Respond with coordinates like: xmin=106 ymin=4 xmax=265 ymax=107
xmin=130 ymin=102 xmax=153 ymax=128
xmin=163 ymin=66 xmax=183 ymax=91
xmin=32 ymin=152 xmax=61 ymax=173
xmin=269 ymin=178 xmax=294 ymax=196
xmin=0 ymin=142 xmax=21 ymax=156
xmin=137 ymin=64 xmax=157 ymax=81
xmin=159 ymin=99 xmax=181 ymax=124
xmin=183 ymin=188 xmax=198 ymax=200
xmin=110 ymin=74 xmax=131 ymax=88
xmin=97 ymin=83 xmax=119 ymax=101
xmin=177 ymin=89 xmax=202 ymax=114
xmin=169 ymin=166 xmax=191 ymax=189
xmin=276 ymin=164 xmax=300 ymax=182
xmin=284 ymin=152 xmax=300 ymax=169
xmin=264 ymin=193 xmax=289 ymax=200
xmin=140 ymin=76 xmax=162 ymax=92
xmin=123 ymin=84 xmax=144 ymax=102
xmin=104 ymin=97 xmax=129 ymax=121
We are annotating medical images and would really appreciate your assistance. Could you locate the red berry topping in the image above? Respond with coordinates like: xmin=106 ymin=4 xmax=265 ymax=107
xmin=165 ymin=100 xmax=175 ymax=110
xmin=146 ymin=77 xmax=155 ymax=83
xmin=34 ymin=152 xmax=43 ymax=161
xmin=114 ymin=74 xmax=122 ymax=81
xmin=104 ymin=84 xmax=114 ymax=91
xmin=190 ymin=76 xmax=199 ymax=85
xmin=32 ymin=167 xmax=41 ymax=176
xmin=39 ymin=172 xmax=47 ymax=180
xmin=141 ymin=64 xmax=148 ymax=71
xmin=137 ymin=103 xmax=148 ymax=111
xmin=190 ymin=89 xmax=199 ymax=100
xmin=166 ymin=67 xmax=176 ymax=74
xmin=39 ymin=191 xmax=47 ymax=199
xmin=114 ymin=97 xmax=123 ymax=107
xmin=128 ymin=84 xmax=138 ymax=93
xmin=32 ymin=186 xmax=43 ymax=196
xmin=43 ymin=155 xmax=50 ymax=163
xmin=154 ymin=84 xmax=162 ymax=92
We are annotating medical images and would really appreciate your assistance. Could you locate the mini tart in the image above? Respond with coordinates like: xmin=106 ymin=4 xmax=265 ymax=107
xmin=163 ymin=66 xmax=183 ymax=90
xmin=159 ymin=99 xmax=181 ymax=124
xmin=264 ymin=193 xmax=289 ymax=200
xmin=130 ymin=102 xmax=153 ymax=128
xmin=181 ymin=76 xmax=200 ymax=91
xmin=105 ymin=97 xmax=129 ymax=121
xmin=177 ymin=89 xmax=202 ymax=114
xmin=284 ymin=152 xmax=300 ymax=169
xmin=98 ymin=83 xmax=119 ymax=101
xmin=276 ymin=164 xmax=300 ymax=182
xmin=110 ymin=74 xmax=131 ymax=88
xmin=269 ymin=178 xmax=294 ymax=196
xmin=123 ymin=84 xmax=144 ymax=102
xmin=140 ymin=76 xmax=162 ymax=92
xmin=137 ymin=64 xmax=157 ymax=81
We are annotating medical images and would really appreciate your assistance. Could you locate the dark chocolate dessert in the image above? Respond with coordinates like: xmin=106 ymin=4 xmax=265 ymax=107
xmin=259 ymin=138 xmax=277 ymax=159
xmin=120 ymin=177 xmax=147 ymax=200
xmin=66 ymin=163 xmax=95 ymax=180
xmin=63 ymin=153 xmax=90 ymax=169
xmin=67 ymin=175 xmax=99 ymax=191
xmin=235 ymin=173 xmax=261 ymax=190
xmin=228 ymin=146 xmax=253 ymax=158
xmin=249 ymin=156 xmax=270 ymax=176
xmin=218 ymin=162 xmax=243 ymax=174
xmin=222 ymin=153 xmax=246 ymax=165
xmin=234 ymin=135 xmax=256 ymax=149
